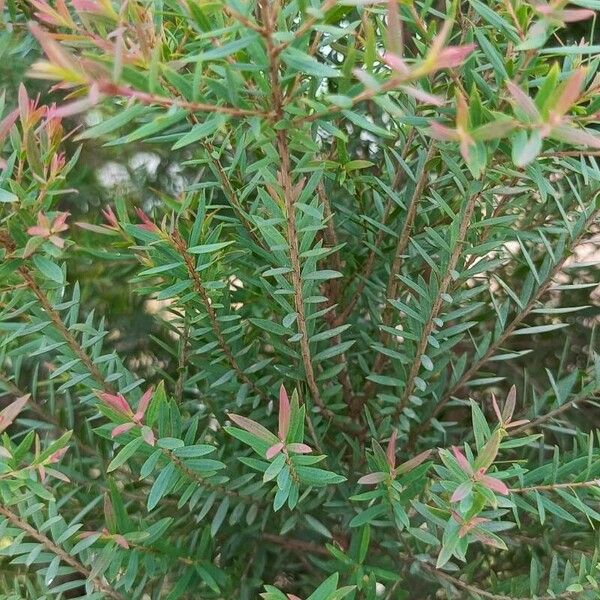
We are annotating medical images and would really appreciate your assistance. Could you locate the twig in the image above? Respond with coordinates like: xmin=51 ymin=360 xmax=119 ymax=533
xmin=97 ymin=81 xmax=270 ymax=118
xmin=335 ymin=128 xmax=417 ymax=326
xmin=392 ymin=189 xmax=479 ymax=420
xmin=18 ymin=266 xmax=115 ymax=394
xmin=510 ymin=479 xmax=600 ymax=494
xmin=170 ymin=231 xmax=268 ymax=403
xmin=512 ymin=390 xmax=600 ymax=434
xmin=261 ymin=0 xmax=323 ymax=419
xmin=318 ymin=182 xmax=355 ymax=406
xmin=413 ymin=204 xmax=600 ymax=439
xmin=366 ymin=142 xmax=437 ymax=395
xmin=0 ymin=505 xmax=124 ymax=600
xmin=174 ymin=318 xmax=189 ymax=404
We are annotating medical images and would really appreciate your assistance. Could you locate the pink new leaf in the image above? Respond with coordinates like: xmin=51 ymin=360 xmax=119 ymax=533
xmin=141 ymin=426 xmax=155 ymax=447
xmin=383 ymin=52 xmax=410 ymax=76
xmin=0 ymin=395 xmax=29 ymax=433
xmin=491 ymin=394 xmax=503 ymax=425
xmin=111 ymin=422 xmax=135 ymax=438
xmin=558 ymin=8 xmax=595 ymax=22
xmin=101 ymin=206 xmax=119 ymax=228
xmin=480 ymin=475 xmax=509 ymax=495
xmin=133 ymin=386 xmax=153 ymax=422
xmin=503 ymin=385 xmax=516 ymax=423
xmin=287 ymin=443 xmax=312 ymax=454
xmin=451 ymin=481 xmax=472 ymax=503
xmin=278 ymin=384 xmax=291 ymax=440
xmin=49 ymin=446 xmax=68 ymax=464
xmin=52 ymin=212 xmax=69 ymax=232
xmin=386 ymin=429 xmax=397 ymax=470
xmin=473 ymin=530 xmax=507 ymax=549
xmin=395 ymin=449 xmax=434 ymax=475
xmin=552 ymin=67 xmax=586 ymax=118
xmin=429 ymin=121 xmax=460 ymax=142
xmin=550 ymin=125 xmax=600 ymax=148
xmin=113 ymin=534 xmax=129 ymax=549
xmin=46 ymin=83 xmax=101 ymax=119
xmin=400 ymin=85 xmax=445 ymax=106
xmin=266 ymin=442 xmax=284 ymax=460
xmin=436 ymin=43 xmax=477 ymax=69
xmin=29 ymin=22 xmax=82 ymax=75
xmin=452 ymin=446 xmax=474 ymax=476
xmin=97 ymin=391 xmax=132 ymax=415
xmin=358 ymin=472 xmax=387 ymax=485
xmin=0 ymin=108 xmax=19 ymax=147
xmin=506 ymin=81 xmax=540 ymax=120
xmin=135 ymin=208 xmax=160 ymax=233
xmin=228 ymin=413 xmax=278 ymax=443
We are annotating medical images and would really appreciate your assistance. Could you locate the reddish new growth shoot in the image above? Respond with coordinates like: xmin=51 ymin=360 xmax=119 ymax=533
xmin=27 ymin=212 xmax=70 ymax=248
xmin=97 ymin=387 xmax=155 ymax=445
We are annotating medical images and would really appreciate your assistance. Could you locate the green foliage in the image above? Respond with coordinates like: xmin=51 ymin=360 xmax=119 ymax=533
xmin=0 ymin=0 xmax=599 ymax=598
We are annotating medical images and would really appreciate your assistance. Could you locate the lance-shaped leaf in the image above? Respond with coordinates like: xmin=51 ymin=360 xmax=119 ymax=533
xmin=28 ymin=22 xmax=88 ymax=84
xmin=279 ymin=384 xmax=291 ymax=441
xmin=400 ymin=85 xmax=445 ymax=106
xmin=358 ymin=472 xmax=387 ymax=485
xmin=111 ymin=422 xmax=136 ymax=438
xmin=479 ymin=474 xmax=509 ymax=495
xmin=287 ymin=443 xmax=312 ymax=454
xmin=473 ymin=430 xmax=503 ymax=471
xmin=228 ymin=413 xmax=279 ymax=444
xmin=451 ymin=446 xmax=474 ymax=476
xmin=395 ymin=449 xmax=434 ymax=476
xmin=550 ymin=125 xmax=600 ymax=148
xmin=97 ymin=391 xmax=132 ymax=415
xmin=134 ymin=386 xmax=153 ymax=422
xmin=506 ymin=81 xmax=540 ymax=121
xmin=386 ymin=429 xmax=397 ymax=470
xmin=429 ymin=121 xmax=460 ymax=141
xmin=266 ymin=442 xmax=284 ymax=460
xmin=451 ymin=481 xmax=473 ymax=503
xmin=491 ymin=394 xmax=503 ymax=425
xmin=503 ymin=385 xmax=516 ymax=423
xmin=535 ymin=2 xmax=594 ymax=23
xmin=436 ymin=43 xmax=477 ymax=69
xmin=551 ymin=67 xmax=586 ymax=119
xmin=46 ymin=83 xmax=102 ymax=119
xmin=383 ymin=52 xmax=410 ymax=76
xmin=0 ymin=395 xmax=29 ymax=433
xmin=386 ymin=0 xmax=403 ymax=55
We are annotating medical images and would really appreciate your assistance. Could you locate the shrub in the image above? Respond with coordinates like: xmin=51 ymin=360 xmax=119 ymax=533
xmin=1 ymin=0 xmax=600 ymax=598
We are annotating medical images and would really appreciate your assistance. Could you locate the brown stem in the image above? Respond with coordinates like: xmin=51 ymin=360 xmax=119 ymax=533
xmin=318 ymin=183 xmax=354 ymax=406
xmin=0 ymin=505 xmax=124 ymax=600
xmin=392 ymin=189 xmax=479 ymax=420
xmin=261 ymin=0 xmax=323 ymax=416
xmin=170 ymin=231 xmax=268 ymax=403
xmin=174 ymin=319 xmax=189 ymax=404
xmin=412 ymin=205 xmax=600 ymax=441
xmin=18 ymin=267 xmax=115 ymax=394
xmin=510 ymin=479 xmax=600 ymax=494
xmin=263 ymin=532 xmax=578 ymax=600
xmin=166 ymin=450 xmax=259 ymax=504
xmin=512 ymin=390 xmax=599 ymax=434
xmin=335 ymin=128 xmax=417 ymax=326
xmin=97 ymin=81 xmax=269 ymax=118
xmin=361 ymin=142 xmax=436 ymax=402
